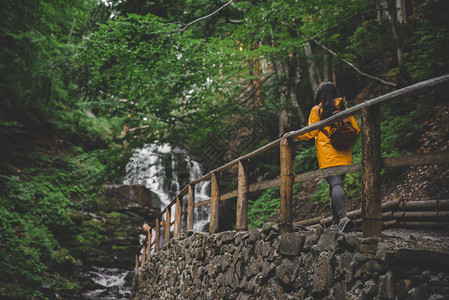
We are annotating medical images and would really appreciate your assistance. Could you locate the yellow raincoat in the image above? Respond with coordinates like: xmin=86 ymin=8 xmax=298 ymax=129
xmin=296 ymin=98 xmax=360 ymax=169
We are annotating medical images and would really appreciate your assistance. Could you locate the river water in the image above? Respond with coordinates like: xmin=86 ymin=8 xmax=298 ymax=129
xmin=82 ymin=267 xmax=131 ymax=300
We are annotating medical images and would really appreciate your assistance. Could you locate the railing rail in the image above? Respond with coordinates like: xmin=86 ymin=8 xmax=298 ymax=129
xmin=136 ymin=74 xmax=449 ymax=268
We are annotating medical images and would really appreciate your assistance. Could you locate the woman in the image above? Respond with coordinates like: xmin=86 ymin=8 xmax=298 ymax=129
xmin=291 ymin=82 xmax=360 ymax=232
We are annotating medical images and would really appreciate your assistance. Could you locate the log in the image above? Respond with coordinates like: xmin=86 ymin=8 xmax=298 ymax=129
xmin=294 ymin=199 xmax=400 ymax=227
xmin=236 ymin=160 xmax=249 ymax=231
xmin=397 ymin=221 xmax=449 ymax=228
xmin=221 ymin=190 xmax=238 ymax=201
xmin=279 ymin=138 xmax=294 ymax=234
xmin=295 ymin=164 xmax=361 ymax=184
xmin=382 ymin=219 xmax=397 ymax=228
xmin=195 ymin=199 xmax=211 ymax=207
xmin=382 ymin=151 xmax=449 ymax=168
xmin=187 ymin=185 xmax=195 ymax=231
xmin=210 ymin=172 xmax=220 ymax=234
xmin=174 ymin=196 xmax=182 ymax=237
xmin=393 ymin=211 xmax=449 ymax=219
xmin=140 ymin=245 xmax=146 ymax=269
xmin=164 ymin=207 xmax=171 ymax=245
xmin=361 ymin=105 xmax=382 ymax=238
xmin=154 ymin=218 xmax=160 ymax=253
xmin=401 ymin=199 xmax=449 ymax=211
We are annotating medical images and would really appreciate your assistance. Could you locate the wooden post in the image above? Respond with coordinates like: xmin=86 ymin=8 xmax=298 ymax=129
xmin=236 ymin=160 xmax=249 ymax=231
xmin=146 ymin=228 xmax=152 ymax=259
xmin=361 ymin=105 xmax=382 ymax=237
xmin=280 ymin=137 xmax=294 ymax=234
xmin=154 ymin=218 xmax=160 ymax=253
xmin=135 ymin=254 xmax=139 ymax=275
xmin=164 ymin=208 xmax=171 ymax=244
xmin=210 ymin=172 xmax=220 ymax=234
xmin=174 ymin=196 xmax=182 ymax=237
xmin=140 ymin=245 xmax=146 ymax=269
xmin=187 ymin=184 xmax=195 ymax=231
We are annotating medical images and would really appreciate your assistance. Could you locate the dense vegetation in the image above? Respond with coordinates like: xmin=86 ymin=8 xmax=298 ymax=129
xmin=1 ymin=0 xmax=448 ymax=298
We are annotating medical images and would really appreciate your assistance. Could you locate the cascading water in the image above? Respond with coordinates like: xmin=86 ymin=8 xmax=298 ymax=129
xmin=185 ymin=159 xmax=210 ymax=232
xmin=82 ymin=267 xmax=130 ymax=300
xmin=123 ymin=143 xmax=210 ymax=230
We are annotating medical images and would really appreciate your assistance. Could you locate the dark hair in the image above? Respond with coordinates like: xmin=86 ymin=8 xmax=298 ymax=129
xmin=314 ymin=82 xmax=343 ymax=119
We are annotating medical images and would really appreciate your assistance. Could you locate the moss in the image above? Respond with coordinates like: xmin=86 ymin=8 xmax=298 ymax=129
xmin=95 ymin=196 xmax=121 ymax=211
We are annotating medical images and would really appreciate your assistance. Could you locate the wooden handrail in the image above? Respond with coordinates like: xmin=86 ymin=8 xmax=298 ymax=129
xmin=154 ymin=74 xmax=449 ymax=221
xmin=285 ymin=74 xmax=449 ymax=139
xmin=169 ymin=150 xmax=449 ymax=210
xmin=142 ymin=74 xmax=449 ymax=260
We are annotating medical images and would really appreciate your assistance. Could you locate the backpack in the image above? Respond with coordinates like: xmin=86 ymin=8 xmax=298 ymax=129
xmin=321 ymin=110 xmax=358 ymax=150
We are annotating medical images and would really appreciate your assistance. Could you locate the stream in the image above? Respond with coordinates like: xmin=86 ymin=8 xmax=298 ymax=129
xmin=82 ymin=267 xmax=131 ymax=300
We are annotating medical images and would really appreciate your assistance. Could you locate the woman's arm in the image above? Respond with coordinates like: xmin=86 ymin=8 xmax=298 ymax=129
xmin=295 ymin=106 xmax=321 ymax=141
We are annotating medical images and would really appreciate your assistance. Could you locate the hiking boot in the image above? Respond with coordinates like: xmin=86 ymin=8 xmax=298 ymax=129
xmin=329 ymin=223 xmax=338 ymax=231
xmin=337 ymin=217 xmax=354 ymax=233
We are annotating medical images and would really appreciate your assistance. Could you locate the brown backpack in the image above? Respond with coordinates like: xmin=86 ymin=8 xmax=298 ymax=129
xmin=321 ymin=110 xmax=358 ymax=150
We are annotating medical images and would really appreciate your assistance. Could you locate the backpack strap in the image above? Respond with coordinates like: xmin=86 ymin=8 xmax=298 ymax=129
xmin=317 ymin=104 xmax=330 ymax=138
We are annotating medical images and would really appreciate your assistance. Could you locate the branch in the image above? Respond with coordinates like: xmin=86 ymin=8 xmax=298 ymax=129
xmin=176 ymin=0 xmax=234 ymax=33
xmin=239 ymin=73 xmax=275 ymax=105
xmin=306 ymin=8 xmax=388 ymax=42
xmin=300 ymin=31 xmax=397 ymax=87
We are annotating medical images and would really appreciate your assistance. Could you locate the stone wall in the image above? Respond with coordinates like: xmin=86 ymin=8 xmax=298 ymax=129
xmin=130 ymin=224 xmax=449 ymax=299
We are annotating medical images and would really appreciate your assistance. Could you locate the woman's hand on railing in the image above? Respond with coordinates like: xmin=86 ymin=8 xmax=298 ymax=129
xmin=283 ymin=131 xmax=292 ymax=139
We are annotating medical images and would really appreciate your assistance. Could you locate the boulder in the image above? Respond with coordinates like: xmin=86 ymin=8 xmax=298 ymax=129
xmin=96 ymin=183 xmax=162 ymax=220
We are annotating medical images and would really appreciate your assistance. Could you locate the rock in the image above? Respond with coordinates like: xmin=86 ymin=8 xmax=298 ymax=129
xmin=378 ymin=272 xmax=395 ymax=299
xmin=317 ymin=230 xmax=339 ymax=251
xmin=330 ymin=282 xmax=347 ymax=300
xmin=96 ymin=183 xmax=161 ymax=219
xmin=334 ymin=251 xmax=353 ymax=282
xmin=312 ymin=251 xmax=334 ymax=295
xmin=130 ymin=223 xmax=449 ymax=300
xmin=221 ymin=231 xmax=235 ymax=244
xmin=279 ymin=233 xmax=305 ymax=256
xmin=276 ymin=259 xmax=295 ymax=285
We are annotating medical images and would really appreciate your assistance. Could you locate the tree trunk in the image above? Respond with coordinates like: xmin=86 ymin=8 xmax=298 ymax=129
xmin=396 ymin=0 xmax=406 ymax=24
xmin=304 ymin=41 xmax=322 ymax=93
xmin=272 ymin=56 xmax=290 ymax=136
xmin=323 ymin=53 xmax=330 ymax=82
xmin=387 ymin=0 xmax=412 ymax=83
xmin=376 ymin=0 xmax=388 ymax=24
xmin=282 ymin=55 xmax=306 ymax=126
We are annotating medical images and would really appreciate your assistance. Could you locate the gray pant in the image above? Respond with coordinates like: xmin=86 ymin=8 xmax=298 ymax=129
xmin=326 ymin=175 xmax=347 ymax=224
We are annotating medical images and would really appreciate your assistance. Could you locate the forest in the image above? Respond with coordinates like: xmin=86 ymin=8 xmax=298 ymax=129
xmin=1 ymin=0 xmax=448 ymax=299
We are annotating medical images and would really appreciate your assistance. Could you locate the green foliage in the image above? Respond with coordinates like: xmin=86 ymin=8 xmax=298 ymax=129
xmin=248 ymin=187 xmax=280 ymax=230
xmin=310 ymin=180 xmax=329 ymax=205
xmin=406 ymin=15 xmax=449 ymax=80
xmin=348 ymin=20 xmax=380 ymax=59
xmin=0 ymin=175 xmax=78 ymax=299
xmin=294 ymin=144 xmax=318 ymax=174
xmin=0 ymin=143 xmax=117 ymax=298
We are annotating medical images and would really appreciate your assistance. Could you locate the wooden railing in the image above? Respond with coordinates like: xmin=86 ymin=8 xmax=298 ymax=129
xmin=137 ymin=74 xmax=449 ymax=268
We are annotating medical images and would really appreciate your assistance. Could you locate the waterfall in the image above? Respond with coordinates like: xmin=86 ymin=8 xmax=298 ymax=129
xmin=186 ymin=159 xmax=210 ymax=232
xmin=123 ymin=143 xmax=210 ymax=231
